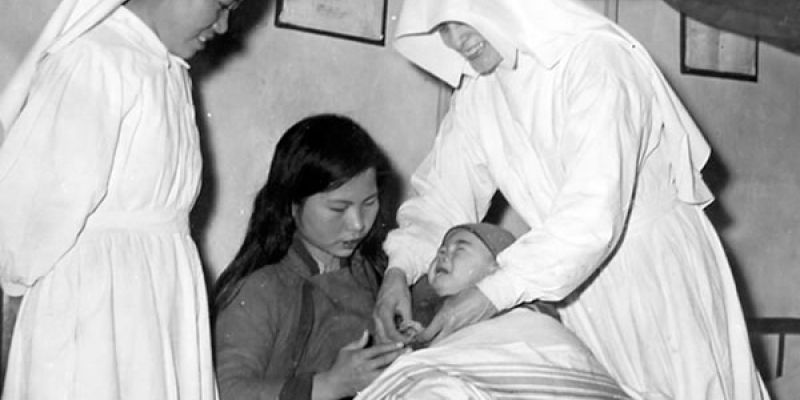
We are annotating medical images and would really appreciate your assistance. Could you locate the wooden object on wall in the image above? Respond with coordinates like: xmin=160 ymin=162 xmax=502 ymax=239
xmin=275 ymin=0 xmax=388 ymax=45
xmin=747 ymin=317 xmax=800 ymax=379
xmin=662 ymin=0 xmax=800 ymax=54
xmin=1 ymin=294 xmax=20 ymax=392
xmin=681 ymin=14 xmax=759 ymax=81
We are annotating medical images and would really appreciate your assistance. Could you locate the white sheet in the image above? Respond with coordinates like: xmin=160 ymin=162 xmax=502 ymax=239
xmin=357 ymin=309 xmax=634 ymax=399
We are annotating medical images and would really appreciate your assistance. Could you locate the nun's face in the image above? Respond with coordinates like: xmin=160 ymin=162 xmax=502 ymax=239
xmin=438 ymin=22 xmax=503 ymax=75
xmin=130 ymin=0 xmax=241 ymax=60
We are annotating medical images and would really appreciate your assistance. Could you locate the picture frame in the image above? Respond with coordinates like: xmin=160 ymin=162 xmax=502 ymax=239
xmin=680 ymin=14 xmax=759 ymax=82
xmin=275 ymin=0 xmax=388 ymax=46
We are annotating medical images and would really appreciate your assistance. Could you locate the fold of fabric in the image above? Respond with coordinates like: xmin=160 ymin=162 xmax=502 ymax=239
xmin=0 ymin=0 xmax=123 ymax=146
xmin=393 ymin=0 xmax=712 ymax=206
xmin=357 ymin=310 xmax=632 ymax=400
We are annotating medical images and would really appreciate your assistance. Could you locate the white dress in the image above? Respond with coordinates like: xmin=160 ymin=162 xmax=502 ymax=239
xmin=0 ymin=7 xmax=217 ymax=399
xmin=385 ymin=0 xmax=768 ymax=398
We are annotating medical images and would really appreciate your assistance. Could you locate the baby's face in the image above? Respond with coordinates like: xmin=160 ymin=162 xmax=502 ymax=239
xmin=427 ymin=229 xmax=497 ymax=296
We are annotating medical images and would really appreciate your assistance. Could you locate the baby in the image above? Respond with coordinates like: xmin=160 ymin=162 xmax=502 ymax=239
xmin=401 ymin=222 xmax=556 ymax=340
xmin=428 ymin=222 xmax=513 ymax=297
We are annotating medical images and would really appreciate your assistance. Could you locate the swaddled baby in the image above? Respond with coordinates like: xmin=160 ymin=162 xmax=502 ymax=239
xmin=401 ymin=222 xmax=558 ymax=341
xmin=359 ymin=223 xmax=634 ymax=399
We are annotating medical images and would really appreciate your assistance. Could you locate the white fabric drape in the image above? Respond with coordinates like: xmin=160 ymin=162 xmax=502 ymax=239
xmin=357 ymin=310 xmax=633 ymax=400
xmin=0 ymin=0 xmax=122 ymax=142
xmin=0 ymin=2 xmax=218 ymax=399
xmin=392 ymin=0 xmax=712 ymax=210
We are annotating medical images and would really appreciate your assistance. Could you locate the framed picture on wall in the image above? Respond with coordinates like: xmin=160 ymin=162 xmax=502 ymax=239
xmin=275 ymin=0 xmax=388 ymax=46
xmin=680 ymin=14 xmax=758 ymax=82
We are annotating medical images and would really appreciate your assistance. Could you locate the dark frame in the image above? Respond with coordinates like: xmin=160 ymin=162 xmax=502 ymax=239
xmin=275 ymin=0 xmax=388 ymax=46
xmin=680 ymin=14 xmax=759 ymax=82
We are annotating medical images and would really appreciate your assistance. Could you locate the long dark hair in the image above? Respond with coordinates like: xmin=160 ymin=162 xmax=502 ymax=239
xmin=213 ymin=114 xmax=395 ymax=313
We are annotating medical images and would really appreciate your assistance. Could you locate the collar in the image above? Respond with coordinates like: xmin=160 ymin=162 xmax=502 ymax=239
xmin=290 ymin=236 xmax=322 ymax=276
xmin=117 ymin=5 xmax=189 ymax=69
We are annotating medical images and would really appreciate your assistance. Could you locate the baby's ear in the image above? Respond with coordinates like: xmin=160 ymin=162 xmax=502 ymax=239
xmin=487 ymin=260 xmax=500 ymax=272
xmin=426 ymin=257 xmax=438 ymax=280
xmin=427 ymin=257 xmax=437 ymax=272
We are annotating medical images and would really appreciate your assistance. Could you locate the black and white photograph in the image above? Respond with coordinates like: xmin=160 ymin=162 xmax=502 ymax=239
xmin=0 ymin=0 xmax=798 ymax=399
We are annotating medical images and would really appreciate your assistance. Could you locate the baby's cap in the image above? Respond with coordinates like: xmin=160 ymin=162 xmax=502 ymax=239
xmin=443 ymin=223 xmax=516 ymax=258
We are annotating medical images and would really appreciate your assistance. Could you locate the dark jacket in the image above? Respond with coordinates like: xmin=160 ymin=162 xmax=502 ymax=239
xmin=214 ymin=238 xmax=382 ymax=400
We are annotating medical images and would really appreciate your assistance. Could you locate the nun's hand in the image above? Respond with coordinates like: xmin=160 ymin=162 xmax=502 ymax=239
xmin=373 ymin=269 xmax=413 ymax=344
xmin=415 ymin=286 xmax=497 ymax=345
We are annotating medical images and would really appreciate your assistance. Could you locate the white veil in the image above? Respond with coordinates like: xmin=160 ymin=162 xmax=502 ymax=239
xmin=392 ymin=0 xmax=713 ymax=206
xmin=0 ymin=0 xmax=125 ymax=143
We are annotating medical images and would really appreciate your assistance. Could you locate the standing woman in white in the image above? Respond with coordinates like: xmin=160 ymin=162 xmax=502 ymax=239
xmin=0 ymin=0 xmax=237 ymax=397
xmin=373 ymin=0 xmax=769 ymax=398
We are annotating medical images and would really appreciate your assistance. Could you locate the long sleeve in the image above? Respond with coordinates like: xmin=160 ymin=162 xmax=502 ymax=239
xmin=478 ymin=38 xmax=656 ymax=310
xmin=215 ymin=277 xmax=301 ymax=400
xmin=383 ymin=97 xmax=497 ymax=284
xmin=0 ymin=43 xmax=124 ymax=296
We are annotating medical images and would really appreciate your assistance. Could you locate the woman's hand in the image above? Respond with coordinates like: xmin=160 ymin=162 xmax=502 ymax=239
xmin=414 ymin=286 xmax=497 ymax=345
xmin=312 ymin=331 xmax=408 ymax=400
xmin=373 ymin=269 xmax=413 ymax=343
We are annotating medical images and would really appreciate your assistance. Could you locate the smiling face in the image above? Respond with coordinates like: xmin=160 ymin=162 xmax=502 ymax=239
xmin=293 ymin=168 xmax=379 ymax=264
xmin=427 ymin=228 xmax=498 ymax=297
xmin=130 ymin=0 xmax=241 ymax=59
xmin=438 ymin=21 xmax=503 ymax=75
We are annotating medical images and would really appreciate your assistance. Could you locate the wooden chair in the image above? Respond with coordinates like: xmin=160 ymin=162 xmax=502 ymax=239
xmin=746 ymin=317 xmax=800 ymax=378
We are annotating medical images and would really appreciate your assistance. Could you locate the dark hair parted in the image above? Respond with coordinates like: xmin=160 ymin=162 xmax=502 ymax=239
xmin=213 ymin=114 xmax=395 ymax=313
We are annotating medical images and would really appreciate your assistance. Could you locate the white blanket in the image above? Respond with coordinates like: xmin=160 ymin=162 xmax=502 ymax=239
xmin=357 ymin=309 xmax=634 ymax=399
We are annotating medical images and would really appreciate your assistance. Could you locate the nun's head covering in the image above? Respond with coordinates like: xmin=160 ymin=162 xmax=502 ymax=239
xmin=0 ymin=0 xmax=125 ymax=138
xmin=393 ymin=0 xmax=613 ymax=87
xmin=392 ymin=0 xmax=714 ymax=206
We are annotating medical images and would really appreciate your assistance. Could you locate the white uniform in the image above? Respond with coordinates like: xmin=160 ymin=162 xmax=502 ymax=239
xmin=383 ymin=0 xmax=768 ymax=398
xmin=0 ymin=4 xmax=216 ymax=399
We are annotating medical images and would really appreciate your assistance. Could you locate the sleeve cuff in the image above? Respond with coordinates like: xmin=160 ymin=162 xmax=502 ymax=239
xmin=386 ymin=264 xmax=423 ymax=286
xmin=476 ymin=268 xmax=533 ymax=311
xmin=279 ymin=372 xmax=314 ymax=400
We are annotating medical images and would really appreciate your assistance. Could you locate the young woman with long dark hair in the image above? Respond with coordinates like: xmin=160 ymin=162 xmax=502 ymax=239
xmin=214 ymin=114 xmax=407 ymax=400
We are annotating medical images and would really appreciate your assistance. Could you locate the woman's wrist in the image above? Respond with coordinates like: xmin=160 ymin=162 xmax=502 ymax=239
xmin=311 ymin=371 xmax=342 ymax=400
xmin=384 ymin=268 xmax=408 ymax=286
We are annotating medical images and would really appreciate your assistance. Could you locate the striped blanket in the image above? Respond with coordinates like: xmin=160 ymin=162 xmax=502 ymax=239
xmin=357 ymin=309 xmax=632 ymax=399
